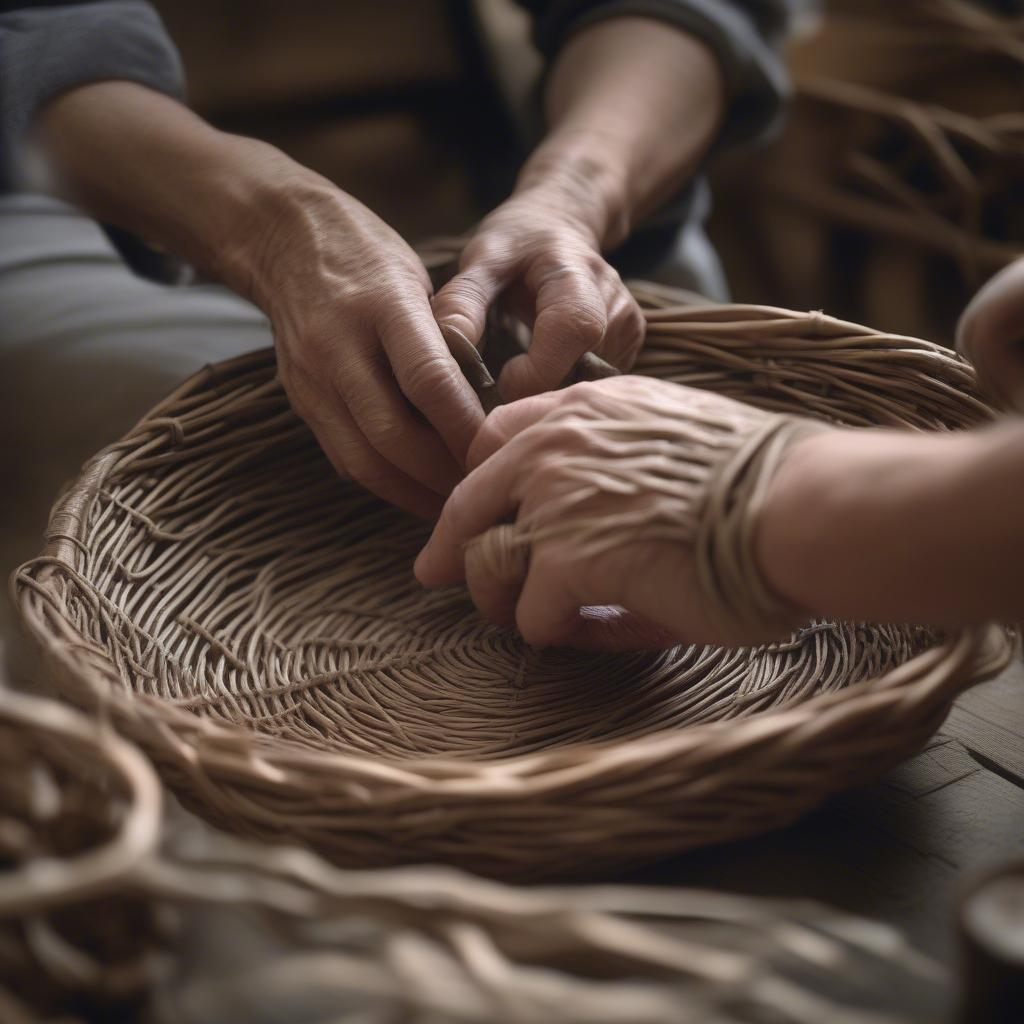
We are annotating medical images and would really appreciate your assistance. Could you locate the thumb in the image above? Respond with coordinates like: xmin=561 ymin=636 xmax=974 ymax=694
xmin=432 ymin=261 xmax=507 ymax=351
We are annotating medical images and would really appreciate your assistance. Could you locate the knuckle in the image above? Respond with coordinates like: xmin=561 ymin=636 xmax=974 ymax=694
xmin=552 ymin=419 xmax=593 ymax=449
xmin=473 ymin=412 xmax=506 ymax=452
xmin=542 ymin=300 xmax=607 ymax=349
xmin=343 ymin=446 xmax=394 ymax=492
xmin=602 ymin=309 xmax=646 ymax=369
xmin=366 ymin=415 xmax=405 ymax=449
xmin=373 ymin=296 xmax=424 ymax=334
xmin=611 ymin=375 xmax=648 ymax=396
xmin=525 ymin=421 xmax=589 ymax=464
xmin=531 ymin=254 xmax=576 ymax=286
xmin=402 ymin=356 xmax=452 ymax=408
xmin=567 ymin=303 xmax=608 ymax=340
xmin=462 ymin=231 xmax=514 ymax=271
xmin=555 ymin=381 xmax=600 ymax=410
xmin=596 ymin=257 xmax=626 ymax=282
xmin=437 ymin=277 xmax=486 ymax=318
xmin=628 ymin=303 xmax=646 ymax=340
xmin=360 ymin=280 xmax=425 ymax=326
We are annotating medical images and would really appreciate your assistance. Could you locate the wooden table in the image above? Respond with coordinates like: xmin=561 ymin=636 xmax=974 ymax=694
xmin=633 ymin=659 xmax=1024 ymax=969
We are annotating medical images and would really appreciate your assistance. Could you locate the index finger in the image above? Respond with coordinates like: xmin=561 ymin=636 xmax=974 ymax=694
xmin=498 ymin=264 xmax=607 ymax=401
xmin=413 ymin=429 xmax=535 ymax=587
xmin=466 ymin=389 xmax=566 ymax=471
xmin=378 ymin=300 xmax=486 ymax=464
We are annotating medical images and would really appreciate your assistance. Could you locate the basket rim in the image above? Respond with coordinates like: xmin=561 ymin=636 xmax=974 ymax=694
xmin=10 ymin=346 xmax=1015 ymax=794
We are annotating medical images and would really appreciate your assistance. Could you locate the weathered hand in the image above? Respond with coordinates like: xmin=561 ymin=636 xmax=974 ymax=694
xmin=431 ymin=187 xmax=644 ymax=403
xmin=415 ymin=376 xmax=809 ymax=650
xmin=251 ymin=180 xmax=485 ymax=517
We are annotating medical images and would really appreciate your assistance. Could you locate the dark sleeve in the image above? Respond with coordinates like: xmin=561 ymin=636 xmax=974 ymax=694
xmin=0 ymin=1 xmax=184 ymax=188
xmin=515 ymin=0 xmax=804 ymax=149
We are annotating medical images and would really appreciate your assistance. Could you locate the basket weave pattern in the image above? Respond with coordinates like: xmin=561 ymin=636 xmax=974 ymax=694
xmin=15 ymin=288 xmax=1011 ymax=879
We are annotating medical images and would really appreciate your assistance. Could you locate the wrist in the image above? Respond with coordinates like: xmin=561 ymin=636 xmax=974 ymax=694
xmin=756 ymin=429 xmax=849 ymax=620
xmin=514 ymin=132 xmax=632 ymax=249
xmin=35 ymin=81 xmax=326 ymax=305
xmin=756 ymin=427 xmax=984 ymax=625
xmin=535 ymin=17 xmax=725 ymax=239
xmin=192 ymin=136 xmax=337 ymax=307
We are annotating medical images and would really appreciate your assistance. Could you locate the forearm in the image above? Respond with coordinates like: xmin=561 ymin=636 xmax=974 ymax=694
xmin=36 ymin=81 xmax=322 ymax=306
xmin=759 ymin=422 xmax=1024 ymax=627
xmin=37 ymin=81 xmax=484 ymax=514
xmin=517 ymin=16 xmax=725 ymax=247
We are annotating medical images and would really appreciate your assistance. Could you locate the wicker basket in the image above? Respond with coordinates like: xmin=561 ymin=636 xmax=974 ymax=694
xmin=14 ymin=287 xmax=1012 ymax=880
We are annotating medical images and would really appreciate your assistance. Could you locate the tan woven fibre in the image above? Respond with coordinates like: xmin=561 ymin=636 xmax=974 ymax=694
xmin=14 ymin=285 xmax=1013 ymax=879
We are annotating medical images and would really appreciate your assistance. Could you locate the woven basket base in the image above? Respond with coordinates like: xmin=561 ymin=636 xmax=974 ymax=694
xmin=15 ymin=295 xmax=1013 ymax=879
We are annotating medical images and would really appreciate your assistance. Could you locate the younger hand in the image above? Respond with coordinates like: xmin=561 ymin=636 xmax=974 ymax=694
xmin=415 ymin=377 xmax=806 ymax=650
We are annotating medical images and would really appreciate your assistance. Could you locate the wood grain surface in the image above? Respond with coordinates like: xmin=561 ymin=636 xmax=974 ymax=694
xmin=635 ymin=659 xmax=1024 ymax=966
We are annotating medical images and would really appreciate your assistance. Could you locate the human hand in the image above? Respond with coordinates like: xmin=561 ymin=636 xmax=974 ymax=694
xmin=35 ymin=84 xmax=485 ymax=517
xmin=414 ymin=376 xmax=813 ymax=650
xmin=248 ymin=179 xmax=486 ymax=517
xmin=428 ymin=9 xmax=728 ymax=405
xmin=431 ymin=183 xmax=645 ymax=403
xmin=957 ymin=256 xmax=1024 ymax=412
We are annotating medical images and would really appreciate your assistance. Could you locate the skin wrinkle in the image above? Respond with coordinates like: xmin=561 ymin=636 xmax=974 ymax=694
xmin=432 ymin=17 xmax=722 ymax=405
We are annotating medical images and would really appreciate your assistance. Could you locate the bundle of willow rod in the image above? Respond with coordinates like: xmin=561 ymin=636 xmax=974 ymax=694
xmin=0 ymin=684 xmax=948 ymax=1024
xmin=13 ymin=284 xmax=1012 ymax=881
xmin=756 ymin=76 xmax=1024 ymax=281
xmin=708 ymin=1 xmax=1024 ymax=349
xmin=0 ymin=688 xmax=164 ymax=1023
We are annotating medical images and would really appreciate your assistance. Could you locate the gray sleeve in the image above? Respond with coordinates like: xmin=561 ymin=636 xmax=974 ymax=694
xmin=0 ymin=1 xmax=184 ymax=188
xmin=518 ymin=0 xmax=806 ymax=149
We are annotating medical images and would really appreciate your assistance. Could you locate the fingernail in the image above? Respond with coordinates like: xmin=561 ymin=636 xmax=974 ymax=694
xmin=440 ymin=322 xmax=501 ymax=412
xmin=561 ymin=351 xmax=620 ymax=388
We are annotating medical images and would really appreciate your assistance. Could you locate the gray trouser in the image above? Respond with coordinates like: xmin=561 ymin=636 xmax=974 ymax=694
xmin=0 ymin=194 xmax=272 ymax=670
